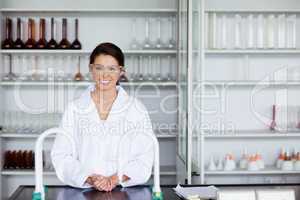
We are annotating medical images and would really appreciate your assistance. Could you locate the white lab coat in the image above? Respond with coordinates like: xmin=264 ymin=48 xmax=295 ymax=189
xmin=51 ymin=84 xmax=155 ymax=188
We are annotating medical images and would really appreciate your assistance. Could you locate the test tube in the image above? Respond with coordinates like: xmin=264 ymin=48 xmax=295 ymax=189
xmin=246 ymin=14 xmax=254 ymax=49
xmin=277 ymin=14 xmax=286 ymax=49
xmin=267 ymin=14 xmax=275 ymax=49
xmin=234 ymin=14 xmax=242 ymax=49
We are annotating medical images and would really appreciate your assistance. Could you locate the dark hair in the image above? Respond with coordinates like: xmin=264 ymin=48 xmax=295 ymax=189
xmin=89 ymin=42 xmax=124 ymax=66
xmin=89 ymin=42 xmax=127 ymax=85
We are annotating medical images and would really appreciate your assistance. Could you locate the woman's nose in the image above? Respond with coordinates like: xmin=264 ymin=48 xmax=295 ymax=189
xmin=102 ymin=72 xmax=110 ymax=79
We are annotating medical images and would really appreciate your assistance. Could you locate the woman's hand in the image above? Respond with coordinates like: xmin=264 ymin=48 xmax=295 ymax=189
xmin=86 ymin=174 xmax=107 ymax=191
xmin=86 ymin=174 xmax=119 ymax=192
xmin=107 ymin=174 xmax=119 ymax=191
xmin=93 ymin=175 xmax=111 ymax=192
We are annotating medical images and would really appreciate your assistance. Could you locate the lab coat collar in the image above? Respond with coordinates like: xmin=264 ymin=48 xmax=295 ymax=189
xmin=74 ymin=83 xmax=131 ymax=122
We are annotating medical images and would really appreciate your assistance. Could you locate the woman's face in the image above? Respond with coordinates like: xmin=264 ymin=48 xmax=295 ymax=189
xmin=90 ymin=54 xmax=122 ymax=91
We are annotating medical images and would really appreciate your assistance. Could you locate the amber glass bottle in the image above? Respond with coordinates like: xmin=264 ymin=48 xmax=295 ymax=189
xmin=14 ymin=18 xmax=25 ymax=49
xmin=58 ymin=18 xmax=71 ymax=49
xmin=25 ymin=18 xmax=36 ymax=49
xmin=71 ymin=19 xmax=82 ymax=49
xmin=2 ymin=18 xmax=14 ymax=49
xmin=47 ymin=18 xmax=58 ymax=49
xmin=36 ymin=18 xmax=48 ymax=49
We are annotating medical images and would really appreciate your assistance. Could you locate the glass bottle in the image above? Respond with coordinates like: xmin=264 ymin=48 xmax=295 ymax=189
xmin=25 ymin=18 xmax=36 ymax=49
xmin=16 ymin=150 xmax=23 ymax=169
xmin=14 ymin=18 xmax=25 ymax=49
xmin=36 ymin=18 xmax=48 ymax=49
xmin=143 ymin=18 xmax=152 ymax=49
xmin=167 ymin=17 xmax=176 ymax=49
xmin=1 ymin=18 xmax=14 ymax=49
xmin=71 ymin=19 xmax=82 ymax=49
xmin=22 ymin=150 xmax=28 ymax=169
xmin=130 ymin=18 xmax=139 ymax=49
xmin=155 ymin=17 xmax=162 ymax=49
xmin=58 ymin=18 xmax=71 ymax=49
xmin=11 ymin=150 xmax=17 ymax=169
xmin=3 ymin=151 xmax=10 ymax=169
xmin=74 ymin=56 xmax=84 ymax=81
xmin=47 ymin=18 xmax=58 ymax=49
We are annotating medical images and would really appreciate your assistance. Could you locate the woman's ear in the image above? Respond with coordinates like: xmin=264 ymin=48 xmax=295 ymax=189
xmin=119 ymin=66 xmax=125 ymax=77
xmin=119 ymin=70 xmax=125 ymax=77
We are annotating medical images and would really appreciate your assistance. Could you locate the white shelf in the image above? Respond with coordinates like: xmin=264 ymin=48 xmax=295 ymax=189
xmin=205 ymin=166 xmax=300 ymax=175
xmin=1 ymin=170 xmax=55 ymax=176
xmin=1 ymin=165 xmax=176 ymax=176
xmin=205 ymin=9 xmax=300 ymax=13
xmin=0 ymin=81 xmax=177 ymax=87
xmin=125 ymin=50 xmax=177 ymax=54
xmin=0 ymin=49 xmax=177 ymax=54
xmin=204 ymin=130 xmax=300 ymax=139
xmin=0 ymin=133 xmax=56 ymax=138
xmin=205 ymin=49 xmax=300 ymax=54
xmin=0 ymin=8 xmax=177 ymax=13
xmin=0 ymin=131 xmax=177 ymax=139
xmin=200 ymin=81 xmax=300 ymax=87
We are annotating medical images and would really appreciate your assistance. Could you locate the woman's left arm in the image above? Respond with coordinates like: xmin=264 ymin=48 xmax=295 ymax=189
xmin=120 ymin=112 xmax=155 ymax=187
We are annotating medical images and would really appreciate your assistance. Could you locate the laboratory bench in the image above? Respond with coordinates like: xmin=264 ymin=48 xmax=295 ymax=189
xmin=8 ymin=183 xmax=300 ymax=200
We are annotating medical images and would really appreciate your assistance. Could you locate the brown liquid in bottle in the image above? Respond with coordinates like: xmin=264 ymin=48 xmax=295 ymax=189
xmin=58 ymin=18 xmax=71 ymax=49
xmin=25 ymin=18 xmax=36 ymax=49
xmin=16 ymin=150 xmax=23 ymax=169
xmin=3 ymin=151 xmax=11 ymax=169
xmin=74 ymin=56 xmax=84 ymax=81
xmin=36 ymin=18 xmax=48 ymax=49
xmin=2 ymin=18 xmax=14 ymax=49
xmin=71 ymin=19 xmax=82 ymax=49
xmin=11 ymin=150 xmax=17 ymax=169
xmin=14 ymin=18 xmax=25 ymax=49
xmin=47 ymin=18 xmax=58 ymax=49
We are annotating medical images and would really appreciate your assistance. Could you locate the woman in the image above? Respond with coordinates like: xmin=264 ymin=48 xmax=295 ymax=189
xmin=51 ymin=43 xmax=154 ymax=192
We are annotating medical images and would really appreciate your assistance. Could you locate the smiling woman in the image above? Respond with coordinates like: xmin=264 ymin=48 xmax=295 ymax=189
xmin=89 ymin=42 xmax=127 ymax=88
xmin=51 ymin=42 xmax=155 ymax=192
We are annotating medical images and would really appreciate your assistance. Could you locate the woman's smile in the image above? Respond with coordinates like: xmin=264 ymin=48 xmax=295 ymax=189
xmin=99 ymin=80 xmax=111 ymax=86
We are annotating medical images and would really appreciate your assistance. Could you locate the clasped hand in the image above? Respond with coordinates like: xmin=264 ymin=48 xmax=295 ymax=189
xmin=87 ymin=174 xmax=119 ymax=192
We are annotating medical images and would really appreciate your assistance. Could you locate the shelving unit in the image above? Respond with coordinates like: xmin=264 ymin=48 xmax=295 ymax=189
xmin=3 ymin=0 xmax=300 ymax=198
xmin=0 ymin=2 xmax=179 ymax=199
xmin=179 ymin=0 xmax=300 ymax=186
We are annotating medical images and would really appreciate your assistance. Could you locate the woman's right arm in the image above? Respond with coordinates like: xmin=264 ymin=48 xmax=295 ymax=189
xmin=51 ymin=103 xmax=91 ymax=188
